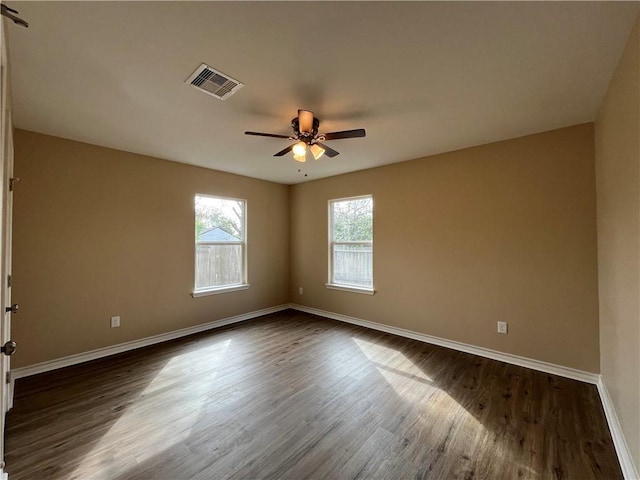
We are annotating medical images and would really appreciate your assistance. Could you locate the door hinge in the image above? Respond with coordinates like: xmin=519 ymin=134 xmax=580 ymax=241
xmin=9 ymin=177 xmax=20 ymax=191
xmin=7 ymin=275 xmax=11 ymax=288
xmin=6 ymin=371 xmax=11 ymax=384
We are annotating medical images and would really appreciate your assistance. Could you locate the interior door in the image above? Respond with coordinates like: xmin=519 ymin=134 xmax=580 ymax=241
xmin=0 ymin=16 xmax=16 ymax=479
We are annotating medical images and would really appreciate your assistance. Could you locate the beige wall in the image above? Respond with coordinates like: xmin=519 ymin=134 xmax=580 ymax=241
xmin=595 ymin=15 xmax=640 ymax=472
xmin=291 ymin=124 xmax=600 ymax=372
xmin=13 ymin=123 xmax=602 ymax=375
xmin=11 ymin=130 xmax=290 ymax=368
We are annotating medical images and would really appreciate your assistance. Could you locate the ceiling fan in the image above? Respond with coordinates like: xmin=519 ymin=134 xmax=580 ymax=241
xmin=245 ymin=110 xmax=366 ymax=162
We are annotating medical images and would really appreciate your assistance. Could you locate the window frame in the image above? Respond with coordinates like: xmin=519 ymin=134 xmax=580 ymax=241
xmin=327 ymin=194 xmax=375 ymax=295
xmin=192 ymin=194 xmax=249 ymax=297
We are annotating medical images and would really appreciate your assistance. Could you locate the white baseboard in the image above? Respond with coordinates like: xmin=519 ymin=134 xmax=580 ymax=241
xmin=597 ymin=378 xmax=640 ymax=480
xmin=290 ymin=304 xmax=599 ymax=384
xmin=11 ymin=304 xmax=290 ymax=380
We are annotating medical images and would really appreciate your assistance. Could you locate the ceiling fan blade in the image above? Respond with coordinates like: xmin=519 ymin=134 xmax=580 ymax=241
xmin=298 ymin=110 xmax=314 ymax=134
xmin=273 ymin=144 xmax=295 ymax=157
xmin=316 ymin=142 xmax=339 ymax=158
xmin=245 ymin=131 xmax=291 ymax=139
xmin=322 ymin=129 xmax=366 ymax=141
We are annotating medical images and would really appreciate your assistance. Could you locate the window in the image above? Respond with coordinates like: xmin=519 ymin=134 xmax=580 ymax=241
xmin=194 ymin=194 xmax=247 ymax=296
xmin=328 ymin=195 xmax=374 ymax=293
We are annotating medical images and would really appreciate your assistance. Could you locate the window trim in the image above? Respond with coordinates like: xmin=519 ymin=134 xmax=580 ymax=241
xmin=193 ymin=194 xmax=248 ymax=297
xmin=325 ymin=283 xmax=375 ymax=295
xmin=327 ymin=194 xmax=374 ymax=294
xmin=192 ymin=284 xmax=250 ymax=298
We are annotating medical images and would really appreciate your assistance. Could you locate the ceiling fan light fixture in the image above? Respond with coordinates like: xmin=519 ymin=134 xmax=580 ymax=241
xmin=310 ymin=144 xmax=325 ymax=160
xmin=292 ymin=141 xmax=307 ymax=156
xmin=293 ymin=152 xmax=307 ymax=163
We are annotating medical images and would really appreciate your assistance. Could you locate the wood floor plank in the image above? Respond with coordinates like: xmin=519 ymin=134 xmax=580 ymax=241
xmin=5 ymin=310 xmax=622 ymax=479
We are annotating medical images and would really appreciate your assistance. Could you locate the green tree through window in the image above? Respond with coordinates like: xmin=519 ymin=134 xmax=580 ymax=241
xmin=332 ymin=197 xmax=373 ymax=242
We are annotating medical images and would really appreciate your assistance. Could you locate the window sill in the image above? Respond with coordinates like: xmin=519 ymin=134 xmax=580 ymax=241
xmin=192 ymin=284 xmax=250 ymax=297
xmin=326 ymin=284 xmax=375 ymax=295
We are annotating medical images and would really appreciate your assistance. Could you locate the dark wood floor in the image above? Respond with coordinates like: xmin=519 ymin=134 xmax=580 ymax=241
xmin=5 ymin=310 xmax=621 ymax=479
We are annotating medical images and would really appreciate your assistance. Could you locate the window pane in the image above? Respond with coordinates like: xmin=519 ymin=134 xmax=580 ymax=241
xmin=195 ymin=196 xmax=244 ymax=241
xmin=332 ymin=197 xmax=373 ymax=242
xmin=195 ymin=244 xmax=243 ymax=289
xmin=332 ymin=243 xmax=372 ymax=287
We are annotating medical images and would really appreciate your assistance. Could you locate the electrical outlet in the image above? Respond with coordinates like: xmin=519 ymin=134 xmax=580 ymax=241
xmin=497 ymin=321 xmax=508 ymax=334
xmin=299 ymin=287 xmax=303 ymax=295
xmin=110 ymin=316 xmax=121 ymax=328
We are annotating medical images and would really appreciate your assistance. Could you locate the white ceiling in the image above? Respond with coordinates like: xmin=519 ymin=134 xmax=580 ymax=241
xmin=6 ymin=1 xmax=639 ymax=184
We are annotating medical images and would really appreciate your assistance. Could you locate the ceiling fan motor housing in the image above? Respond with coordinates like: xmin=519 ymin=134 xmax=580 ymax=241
xmin=292 ymin=117 xmax=321 ymax=143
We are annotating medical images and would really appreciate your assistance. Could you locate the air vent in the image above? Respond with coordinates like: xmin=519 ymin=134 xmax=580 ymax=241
xmin=185 ymin=64 xmax=244 ymax=100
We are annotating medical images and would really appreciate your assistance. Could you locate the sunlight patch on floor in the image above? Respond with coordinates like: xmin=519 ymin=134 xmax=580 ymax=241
xmin=352 ymin=337 xmax=485 ymax=430
xmin=141 ymin=339 xmax=232 ymax=395
xmin=353 ymin=337 xmax=442 ymax=403
xmin=69 ymin=339 xmax=232 ymax=479
xmin=352 ymin=337 xmax=433 ymax=381
xmin=351 ymin=338 xmax=539 ymax=476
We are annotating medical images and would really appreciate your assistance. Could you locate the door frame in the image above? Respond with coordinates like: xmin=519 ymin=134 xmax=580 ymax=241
xmin=0 ymin=15 xmax=15 ymax=480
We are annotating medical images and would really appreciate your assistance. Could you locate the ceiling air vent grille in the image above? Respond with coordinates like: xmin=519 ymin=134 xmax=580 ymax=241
xmin=185 ymin=64 xmax=244 ymax=100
